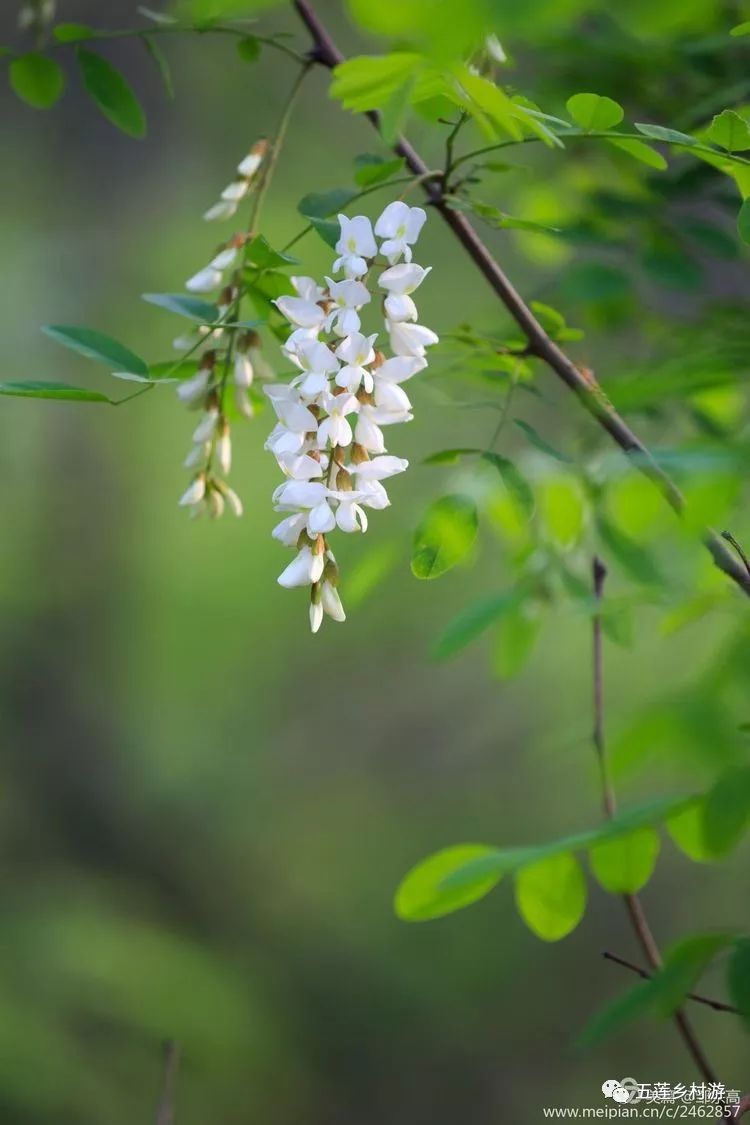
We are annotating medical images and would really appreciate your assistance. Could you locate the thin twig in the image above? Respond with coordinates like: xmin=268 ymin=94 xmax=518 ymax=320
xmin=602 ymin=951 xmax=741 ymax=1015
xmin=155 ymin=1040 xmax=180 ymax=1125
xmin=291 ymin=0 xmax=750 ymax=599
xmin=591 ymin=558 xmax=718 ymax=1084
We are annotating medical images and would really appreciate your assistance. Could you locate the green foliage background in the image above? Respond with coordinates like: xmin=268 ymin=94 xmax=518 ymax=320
xmin=1 ymin=0 xmax=750 ymax=1121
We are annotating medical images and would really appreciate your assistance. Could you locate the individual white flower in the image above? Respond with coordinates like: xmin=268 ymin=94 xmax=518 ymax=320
xmin=334 ymin=332 xmax=377 ymax=392
xmin=333 ymin=214 xmax=377 ymax=278
xmin=238 ymin=152 xmax=262 ymax=178
xmin=354 ymin=407 xmax=387 ymax=454
xmin=273 ymin=479 xmax=328 ymax=513
xmin=317 ymin=392 xmax=359 ymax=448
xmin=287 ymin=338 xmax=339 ymax=397
xmin=221 ymin=181 xmax=250 ymax=203
xmin=291 ymin=275 xmax=327 ymax=303
xmin=216 ymin=425 xmax=232 ymax=475
xmin=325 ymin=277 xmax=370 ymax=336
xmin=374 ymin=378 xmax=412 ymax=414
xmin=184 ymin=441 xmax=210 ymax=469
xmin=274 ymin=295 xmax=327 ymax=332
xmin=272 ymin=512 xmax=307 ymax=547
xmin=309 ymin=598 xmax=324 ymax=633
xmin=207 ymin=488 xmax=225 ymax=519
xmin=356 ymin=479 xmax=391 ymax=510
xmin=219 ymin=486 xmax=242 ymax=517
xmin=277 ymin=545 xmax=325 ymax=588
xmin=353 ymin=455 xmax=409 ymax=481
xmin=210 ymin=245 xmax=239 ymax=271
xmin=176 ymin=367 xmax=211 ymax=405
xmin=234 ymin=351 xmax=253 ymax=389
xmin=234 ymin=386 xmax=254 ymax=419
xmin=485 ymin=33 xmax=507 ymax=63
xmin=277 ymin=452 xmax=325 ymax=481
xmin=378 ymin=263 xmax=431 ymax=322
xmin=265 ymin=384 xmax=319 ymax=434
xmin=321 ymin=580 xmax=346 ymax=622
xmin=186 ymin=265 xmax=223 ymax=293
xmin=192 ymin=410 xmax=220 ymax=444
xmin=375 ymin=202 xmax=427 ymax=264
xmin=387 ymin=320 xmax=439 ymax=357
xmin=179 ymin=475 xmax=206 ymax=508
xmin=330 ymin=491 xmax=369 ymax=533
xmin=204 ymin=200 xmax=238 ymax=222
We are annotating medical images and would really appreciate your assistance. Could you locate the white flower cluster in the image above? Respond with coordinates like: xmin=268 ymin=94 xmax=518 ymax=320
xmin=175 ymin=141 xmax=273 ymax=519
xmin=265 ymin=200 xmax=438 ymax=632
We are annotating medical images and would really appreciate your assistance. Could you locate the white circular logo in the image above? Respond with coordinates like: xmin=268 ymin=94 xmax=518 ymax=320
xmin=602 ymin=1077 xmax=640 ymax=1104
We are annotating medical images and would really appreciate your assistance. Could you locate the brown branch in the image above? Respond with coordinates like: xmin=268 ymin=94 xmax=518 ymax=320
xmin=591 ymin=558 xmax=718 ymax=1084
xmin=292 ymin=0 xmax=750 ymax=599
xmin=603 ymin=950 xmax=741 ymax=1015
xmin=155 ymin=1040 xmax=180 ymax=1125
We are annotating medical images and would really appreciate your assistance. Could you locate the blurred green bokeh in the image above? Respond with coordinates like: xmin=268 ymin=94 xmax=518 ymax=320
xmin=1 ymin=1 xmax=750 ymax=1122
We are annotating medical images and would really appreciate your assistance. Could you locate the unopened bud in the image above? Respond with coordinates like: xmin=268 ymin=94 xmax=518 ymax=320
xmin=335 ymin=468 xmax=353 ymax=491
xmin=350 ymin=443 xmax=370 ymax=466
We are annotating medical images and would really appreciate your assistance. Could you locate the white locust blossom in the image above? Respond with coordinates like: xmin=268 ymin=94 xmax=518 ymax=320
xmin=204 ymin=139 xmax=268 ymax=222
xmin=266 ymin=201 xmax=437 ymax=632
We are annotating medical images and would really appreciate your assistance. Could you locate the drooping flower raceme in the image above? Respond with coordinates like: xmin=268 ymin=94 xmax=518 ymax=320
xmin=174 ymin=140 xmax=274 ymax=519
xmin=266 ymin=201 xmax=437 ymax=633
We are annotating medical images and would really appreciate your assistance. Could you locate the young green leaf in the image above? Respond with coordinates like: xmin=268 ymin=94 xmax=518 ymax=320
xmin=481 ymin=452 xmax=535 ymax=517
xmin=424 ymin=447 xmax=480 ymax=466
xmin=236 ymin=35 xmax=261 ymax=62
xmin=514 ymin=852 xmax=587 ymax=941
xmin=737 ymin=199 xmax=750 ymax=246
xmin=588 ymin=827 xmax=660 ymax=894
xmin=607 ymin=138 xmax=667 ymax=170
xmin=596 ymin=516 xmax=663 ymax=585
xmin=411 ymin=495 xmax=479 ymax=579
xmin=666 ymin=800 xmax=711 ymax=862
xmin=298 ymin=188 xmax=359 ymax=220
xmin=701 ymin=765 xmax=750 ymax=857
xmin=331 ymin=53 xmax=422 ymax=113
xmin=76 ymin=48 xmax=146 ymax=138
xmin=566 ymin=92 xmax=624 ymax=132
xmin=395 ymin=844 xmax=504 ymax=922
xmin=706 ymin=109 xmax=750 ymax=153
xmin=42 ymin=325 xmax=149 ymax=375
xmin=634 ymin=122 xmax=698 ymax=146
xmin=353 ymin=154 xmax=405 ymax=188
xmin=142 ymin=293 xmax=218 ymax=323
xmin=432 ymin=591 xmax=521 ymax=661
xmin=727 ymin=938 xmax=750 ymax=1025
xmin=141 ymin=34 xmax=174 ymax=99
xmin=245 ymin=235 xmax=299 ymax=270
xmin=306 ymin=216 xmax=340 ymax=250
xmin=492 ymin=601 xmax=541 ymax=678
xmin=9 ymin=53 xmax=65 ymax=109
xmin=53 ymin=23 xmax=95 ymax=42
xmin=731 ymin=20 xmax=750 ymax=36
xmin=0 ymin=380 xmax=111 ymax=403
xmin=514 ymin=419 xmax=572 ymax=462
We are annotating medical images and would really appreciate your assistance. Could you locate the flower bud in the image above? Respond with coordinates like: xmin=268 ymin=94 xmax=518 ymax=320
xmin=179 ymin=474 xmax=206 ymax=508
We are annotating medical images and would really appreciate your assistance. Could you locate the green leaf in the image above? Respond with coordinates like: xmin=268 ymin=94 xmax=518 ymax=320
xmin=727 ymin=938 xmax=750 ymax=1025
xmin=634 ymin=122 xmax=698 ymax=146
xmin=566 ymin=92 xmax=624 ymax=132
xmin=432 ymin=591 xmax=521 ymax=661
xmin=589 ymin=827 xmax=660 ymax=894
xmin=492 ymin=601 xmax=541 ymax=678
xmin=297 ymin=188 xmax=359 ymax=220
xmin=76 ymin=48 xmax=146 ymax=138
xmin=607 ymin=138 xmax=667 ymax=170
xmin=236 ymin=35 xmax=261 ymax=62
xmin=579 ymin=932 xmax=735 ymax=1046
xmin=142 ymin=292 xmax=218 ymax=323
xmin=141 ymin=33 xmax=174 ymax=99
xmin=411 ymin=495 xmax=479 ymax=579
xmin=424 ymin=447 xmax=480 ymax=465
xmin=707 ymin=109 xmax=750 ymax=153
xmin=514 ymin=419 xmax=572 ymax=462
xmin=331 ymin=53 xmax=422 ymax=113
xmin=0 ymin=380 xmax=111 ymax=403
xmin=667 ymin=800 xmax=711 ymax=862
xmin=481 ymin=452 xmax=535 ymax=517
xmin=731 ymin=20 xmax=750 ymax=36
xmin=737 ymin=199 xmax=750 ymax=246
xmin=245 ymin=235 xmax=299 ymax=269
xmin=42 ymin=325 xmax=149 ymax=375
xmin=514 ymin=852 xmax=587 ymax=941
xmin=702 ymin=765 xmax=750 ymax=857
xmin=395 ymin=844 xmax=504 ymax=922
xmin=353 ymin=155 xmax=405 ymax=187
xmin=596 ymin=516 xmax=663 ymax=585
xmin=577 ymin=978 xmax=654 ymax=1048
xmin=9 ymin=53 xmax=65 ymax=109
xmin=53 ymin=23 xmax=95 ymax=42
xmin=307 ymin=216 xmax=340 ymax=250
